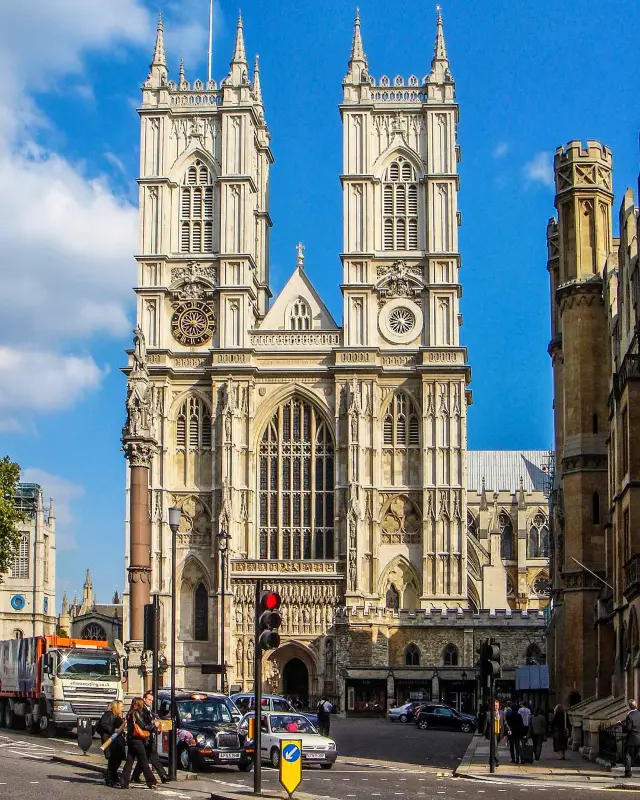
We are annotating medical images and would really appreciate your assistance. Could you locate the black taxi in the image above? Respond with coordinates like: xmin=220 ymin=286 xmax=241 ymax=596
xmin=156 ymin=690 xmax=253 ymax=771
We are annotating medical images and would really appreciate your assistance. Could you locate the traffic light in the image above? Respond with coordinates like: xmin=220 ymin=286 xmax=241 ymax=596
xmin=256 ymin=590 xmax=282 ymax=653
xmin=481 ymin=639 xmax=501 ymax=679
xmin=143 ymin=602 xmax=156 ymax=651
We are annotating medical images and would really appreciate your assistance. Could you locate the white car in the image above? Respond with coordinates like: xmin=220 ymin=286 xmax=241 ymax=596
xmin=239 ymin=711 xmax=337 ymax=770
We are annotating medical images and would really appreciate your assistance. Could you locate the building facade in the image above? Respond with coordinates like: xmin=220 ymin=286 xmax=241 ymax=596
xmin=58 ymin=570 xmax=123 ymax=648
xmin=547 ymin=140 xmax=640 ymax=712
xmin=122 ymin=11 xmax=548 ymax=707
xmin=0 ymin=483 xmax=56 ymax=641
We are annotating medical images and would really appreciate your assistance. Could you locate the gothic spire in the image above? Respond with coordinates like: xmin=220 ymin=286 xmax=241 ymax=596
xmin=252 ymin=54 xmax=263 ymax=104
xmin=147 ymin=12 xmax=168 ymax=87
xmin=232 ymin=10 xmax=247 ymax=64
xmin=345 ymin=6 xmax=368 ymax=84
xmin=61 ymin=592 xmax=69 ymax=615
xmin=179 ymin=57 xmax=186 ymax=86
xmin=428 ymin=6 xmax=452 ymax=83
xmin=227 ymin=10 xmax=249 ymax=86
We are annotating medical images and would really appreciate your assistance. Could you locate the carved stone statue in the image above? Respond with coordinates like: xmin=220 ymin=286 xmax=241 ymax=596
xmin=132 ymin=326 xmax=147 ymax=374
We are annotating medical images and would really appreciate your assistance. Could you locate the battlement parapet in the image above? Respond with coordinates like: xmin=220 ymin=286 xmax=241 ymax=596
xmin=555 ymin=140 xmax=612 ymax=167
xmin=335 ymin=605 xmax=546 ymax=627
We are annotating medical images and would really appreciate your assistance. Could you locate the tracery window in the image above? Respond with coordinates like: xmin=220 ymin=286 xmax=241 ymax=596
xmin=194 ymin=583 xmax=209 ymax=641
xmin=525 ymin=643 xmax=546 ymax=665
xmin=382 ymin=392 xmax=420 ymax=447
xmin=258 ymin=397 xmax=334 ymax=560
xmin=405 ymin=643 xmax=420 ymax=666
xmin=533 ymin=575 xmax=551 ymax=596
xmin=528 ymin=512 xmax=550 ymax=558
xmin=467 ymin=510 xmax=478 ymax=538
xmin=180 ymin=160 xmax=214 ymax=253
xmin=10 ymin=533 xmax=29 ymax=579
xmin=499 ymin=511 xmax=515 ymax=560
xmin=443 ymin=643 xmax=458 ymax=666
xmin=289 ymin=298 xmax=311 ymax=331
xmin=382 ymin=157 xmax=419 ymax=251
xmin=381 ymin=496 xmax=421 ymax=544
xmin=81 ymin=623 xmax=107 ymax=641
xmin=176 ymin=396 xmax=212 ymax=450
xmin=385 ymin=583 xmax=400 ymax=611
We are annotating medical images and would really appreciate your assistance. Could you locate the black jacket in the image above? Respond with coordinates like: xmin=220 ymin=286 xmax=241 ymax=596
xmin=505 ymin=708 xmax=525 ymax=738
xmin=96 ymin=711 xmax=124 ymax=744
xmin=127 ymin=709 xmax=155 ymax=744
xmin=624 ymin=709 xmax=640 ymax=746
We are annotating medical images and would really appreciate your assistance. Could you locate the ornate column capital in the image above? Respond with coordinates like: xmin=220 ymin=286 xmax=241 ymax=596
xmin=122 ymin=438 xmax=158 ymax=468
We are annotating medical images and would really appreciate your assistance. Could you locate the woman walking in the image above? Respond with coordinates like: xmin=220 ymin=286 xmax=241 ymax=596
xmin=96 ymin=700 xmax=126 ymax=787
xmin=530 ymin=707 xmax=547 ymax=762
xmin=119 ymin=697 xmax=158 ymax=789
xmin=551 ymin=703 xmax=569 ymax=760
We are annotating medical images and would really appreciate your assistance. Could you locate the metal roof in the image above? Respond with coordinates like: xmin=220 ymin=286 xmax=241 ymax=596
xmin=467 ymin=451 xmax=551 ymax=493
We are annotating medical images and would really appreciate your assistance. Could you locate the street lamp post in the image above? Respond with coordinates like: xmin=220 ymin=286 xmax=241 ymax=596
xmin=167 ymin=506 xmax=182 ymax=781
xmin=217 ymin=530 xmax=231 ymax=694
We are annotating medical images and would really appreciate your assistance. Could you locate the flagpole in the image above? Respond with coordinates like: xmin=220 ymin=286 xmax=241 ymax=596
xmin=207 ymin=0 xmax=213 ymax=82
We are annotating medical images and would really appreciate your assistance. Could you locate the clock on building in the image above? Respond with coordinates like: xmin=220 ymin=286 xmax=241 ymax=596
xmin=171 ymin=300 xmax=216 ymax=346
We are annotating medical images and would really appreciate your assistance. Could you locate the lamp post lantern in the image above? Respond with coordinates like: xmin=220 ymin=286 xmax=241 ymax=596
xmin=167 ymin=505 xmax=182 ymax=781
xmin=217 ymin=529 xmax=231 ymax=694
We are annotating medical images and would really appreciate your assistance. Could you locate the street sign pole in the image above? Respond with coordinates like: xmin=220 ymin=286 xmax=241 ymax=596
xmin=488 ymin=675 xmax=495 ymax=774
xmin=253 ymin=578 xmax=263 ymax=795
xmin=152 ymin=593 xmax=160 ymax=713
xmin=279 ymin=739 xmax=303 ymax=797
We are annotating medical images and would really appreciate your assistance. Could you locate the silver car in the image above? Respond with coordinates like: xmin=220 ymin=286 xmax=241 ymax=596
xmin=388 ymin=701 xmax=423 ymax=723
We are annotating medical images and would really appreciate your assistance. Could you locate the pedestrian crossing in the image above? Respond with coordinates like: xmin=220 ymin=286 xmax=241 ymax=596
xmin=0 ymin=734 xmax=57 ymax=761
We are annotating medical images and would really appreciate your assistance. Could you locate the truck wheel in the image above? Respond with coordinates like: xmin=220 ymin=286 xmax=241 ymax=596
xmin=40 ymin=714 xmax=57 ymax=738
xmin=25 ymin=703 xmax=38 ymax=734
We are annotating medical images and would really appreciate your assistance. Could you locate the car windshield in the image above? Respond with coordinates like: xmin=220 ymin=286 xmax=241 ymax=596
xmin=57 ymin=650 xmax=120 ymax=680
xmin=269 ymin=714 xmax=316 ymax=734
xmin=177 ymin=699 xmax=233 ymax=725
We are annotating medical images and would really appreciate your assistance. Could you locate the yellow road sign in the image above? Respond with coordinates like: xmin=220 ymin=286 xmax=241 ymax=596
xmin=279 ymin=738 xmax=302 ymax=797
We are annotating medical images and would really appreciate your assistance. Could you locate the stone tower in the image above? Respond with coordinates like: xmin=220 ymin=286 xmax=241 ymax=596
xmin=547 ymin=141 xmax=613 ymax=704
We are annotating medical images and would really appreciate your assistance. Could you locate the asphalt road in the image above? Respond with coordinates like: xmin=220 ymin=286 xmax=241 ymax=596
xmin=0 ymin=725 xmax=635 ymax=800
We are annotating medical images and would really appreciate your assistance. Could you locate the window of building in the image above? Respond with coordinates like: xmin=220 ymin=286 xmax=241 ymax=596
xmin=525 ymin=643 xmax=546 ymax=665
xmin=44 ymin=534 xmax=49 ymax=583
xmin=533 ymin=575 xmax=551 ymax=596
xmin=382 ymin=392 xmax=420 ymax=447
xmin=176 ymin=396 xmax=212 ymax=450
xmin=622 ymin=406 xmax=629 ymax=476
xmin=194 ymin=583 xmax=209 ymax=641
xmin=289 ymin=298 xmax=311 ymax=331
xmin=592 ymin=413 xmax=599 ymax=434
xmin=259 ymin=397 xmax=334 ymax=560
xmin=499 ymin=512 xmax=515 ymax=560
xmin=81 ymin=623 xmax=107 ymax=641
xmin=382 ymin=158 xmax=419 ymax=251
xmin=405 ymin=643 xmax=420 ymax=666
xmin=528 ymin=512 xmax=550 ymax=558
xmin=386 ymin=584 xmax=400 ymax=611
xmin=467 ymin=510 xmax=478 ymax=538
xmin=13 ymin=630 xmax=23 ymax=640
xmin=592 ymin=492 xmax=600 ymax=525
xmin=180 ymin=160 xmax=214 ymax=254
xmin=442 ymin=643 xmax=459 ymax=666
xmin=10 ymin=533 xmax=29 ymax=579
xmin=624 ymin=508 xmax=631 ymax=564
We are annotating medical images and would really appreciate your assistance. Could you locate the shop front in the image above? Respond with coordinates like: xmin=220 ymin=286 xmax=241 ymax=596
xmin=439 ymin=678 xmax=477 ymax=715
xmin=394 ymin=677 xmax=433 ymax=706
xmin=345 ymin=678 xmax=387 ymax=715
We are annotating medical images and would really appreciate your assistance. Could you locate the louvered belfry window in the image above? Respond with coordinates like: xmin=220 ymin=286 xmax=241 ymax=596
xmin=180 ymin=160 xmax=214 ymax=253
xmin=382 ymin=392 xmax=420 ymax=447
xmin=176 ymin=396 xmax=212 ymax=450
xmin=382 ymin=157 xmax=419 ymax=251
xmin=259 ymin=398 xmax=334 ymax=561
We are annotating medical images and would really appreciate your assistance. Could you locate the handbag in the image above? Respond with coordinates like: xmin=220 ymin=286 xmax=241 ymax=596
xmin=133 ymin=720 xmax=150 ymax=740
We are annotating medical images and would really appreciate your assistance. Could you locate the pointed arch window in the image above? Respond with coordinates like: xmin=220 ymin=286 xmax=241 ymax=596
xmin=81 ymin=623 xmax=107 ymax=641
xmin=180 ymin=159 xmax=215 ymax=254
xmin=442 ymin=643 xmax=459 ymax=666
xmin=499 ymin=512 xmax=515 ymax=560
xmin=467 ymin=510 xmax=478 ymax=538
xmin=176 ymin=396 xmax=212 ymax=451
xmin=289 ymin=298 xmax=311 ymax=331
xmin=405 ymin=643 xmax=420 ymax=666
xmin=526 ymin=643 xmax=545 ymax=666
xmin=258 ymin=397 xmax=334 ymax=561
xmin=528 ymin=512 xmax=550 ymax=558
xmin=10 ymin=533 xmax=29 ymax=579
xmin=382 ymin=157 xmax=420 ymax=251
xmin=385 ymin=583 xmax=400 ymax=611
xmin=194 ymin=583 xmax=209 ymax=641
xmin=382 ymin=392 xmax=420 ymax=448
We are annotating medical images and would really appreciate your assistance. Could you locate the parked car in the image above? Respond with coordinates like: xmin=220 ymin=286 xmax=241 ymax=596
xmin=388 ymin=701 xmax=425 ymax=723
xmin=155 ymin=690 xmax=252 ymax=772
xmin=239 ymin=711 xmax=337 ymax=770
xmin=231 ymin=693 xmax=319 ymax=726
xmin=414 ymin=703 xmax=476 ymax=733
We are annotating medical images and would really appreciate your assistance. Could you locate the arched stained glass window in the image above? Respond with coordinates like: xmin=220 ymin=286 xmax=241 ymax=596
xmin=180 ymin=160 xmax=215 ymax=254
xmin=81 ymin=623 xmax=107 ymax=641
xmin=382 ymin=157 xmax=420 ymax=251
xmin=194 ymin=583 xmax=209 ymax=641
xmin=386 ymin=583 xmax=400 ymax=611
xmin=499 ymin=512 xmax=515 ymax=560
xmin=258 ymin=397 xmax=334 ymax=560
xmin=405 ymin=643 xmax=420 ymax=666
xmin=176 ymin=396 xmax=212 ymax=451
xmin=528 ymin=512 xmax=550 ymax=558
xmin=443 ymin=643 xmax=458 ymax=666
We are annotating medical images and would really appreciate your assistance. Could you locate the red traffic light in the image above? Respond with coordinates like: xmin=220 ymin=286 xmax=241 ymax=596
xmin=263 ymin=591 xmax=280 ymax=611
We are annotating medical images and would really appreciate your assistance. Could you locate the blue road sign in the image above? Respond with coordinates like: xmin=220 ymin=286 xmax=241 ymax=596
xmin=283 ymin=743 xmax=301 ymax=762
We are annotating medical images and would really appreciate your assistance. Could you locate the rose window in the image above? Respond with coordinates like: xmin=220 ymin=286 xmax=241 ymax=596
xmin=388 ymin=307 xmax=415 ymax=335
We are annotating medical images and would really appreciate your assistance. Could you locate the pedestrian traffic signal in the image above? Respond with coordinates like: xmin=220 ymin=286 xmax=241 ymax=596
xmin=481 ymin=639 xmax=501 ymax=679
xmin=143 ymin=602 xmax=156 ymax=652
xmin=257 ymin=590 xmax=282 ymax=653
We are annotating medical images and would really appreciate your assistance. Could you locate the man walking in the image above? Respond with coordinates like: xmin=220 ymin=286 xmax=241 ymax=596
xmin=484 ymin=698 xmax=504 ymax=768
xmin=316 ymin=696 xmax=333 ymax=737
xmin=618 ymin=699 xmax=640 ymax=778
xmin=505 ymin=702 xmax=525 ymax=763
xmin=132 ymin=691 xmax=169 ymax=784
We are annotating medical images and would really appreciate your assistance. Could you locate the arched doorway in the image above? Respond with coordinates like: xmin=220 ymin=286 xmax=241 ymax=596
xmin=282 ymin=658 xmax=309 ymax=703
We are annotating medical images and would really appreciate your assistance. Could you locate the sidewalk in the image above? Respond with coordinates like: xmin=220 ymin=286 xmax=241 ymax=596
xmin=455 ymin=734 xmax=640 ymax=790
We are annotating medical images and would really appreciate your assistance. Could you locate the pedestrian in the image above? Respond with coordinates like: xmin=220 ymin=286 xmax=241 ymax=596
xmin=505 ymin=702 xmax=525 ymax=763
xmin=617 ymin=698 xmax=640 ymax=778
xmin=131 ymin=691 xmax=169 ymax=784
xmin=316 ymin=696 xmax=333 ymax=737
xmin=96 ymin=700 xmax=126 ymax=787
xmin=483 ymin=698 xmax=504 ymax=768
xmin=551 ymin=703 xmax=569 ymax=760
xmin=519 ymin=701 xmax=532 ymax=755
xmin=119 ymin=697 xmax=158 ymax=789
xmin=530 ymin=707 xmax=546 ymax=762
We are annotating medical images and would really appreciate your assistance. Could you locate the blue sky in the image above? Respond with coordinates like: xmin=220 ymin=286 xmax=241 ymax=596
xmin=1 ymin=0 xmax=638 ymax=609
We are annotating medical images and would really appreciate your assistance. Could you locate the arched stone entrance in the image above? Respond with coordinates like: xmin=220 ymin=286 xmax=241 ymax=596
xmin=283 ymin=658 xmax=309 ymax=702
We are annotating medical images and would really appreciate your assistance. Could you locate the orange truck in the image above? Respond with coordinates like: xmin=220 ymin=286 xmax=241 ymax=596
xmin=0 ymin=635 xmax=123 ymax=736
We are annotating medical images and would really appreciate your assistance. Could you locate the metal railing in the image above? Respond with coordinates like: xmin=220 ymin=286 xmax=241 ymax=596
xmin=598 ymin=723 xmax=624 ymax=765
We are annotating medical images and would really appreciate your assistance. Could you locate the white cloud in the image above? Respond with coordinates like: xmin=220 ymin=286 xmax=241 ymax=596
xmin=493 ymin=142 xmax=509 ymax=159
xmin=21 ymin=467 xmax=85 ymax=551
xmin=524 ymin=152 xmax=555 ymax=189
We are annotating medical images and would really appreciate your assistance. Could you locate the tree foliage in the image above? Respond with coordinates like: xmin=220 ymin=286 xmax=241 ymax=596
xmin=0 ymin=456 xmax=25 ymax=575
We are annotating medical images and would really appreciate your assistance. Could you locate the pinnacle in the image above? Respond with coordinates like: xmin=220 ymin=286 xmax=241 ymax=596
xmin=231 ymin=9 xmax=247 ymax=65
xmin=350 ymin=6 xmax=367 ymax=64
xmin=253 ymin=54 xmax=263 ymax=104
xmin=432 ymin=5 xmax=448 ymax=64
xmin=152 ymin=11 xmax=166 ymax=67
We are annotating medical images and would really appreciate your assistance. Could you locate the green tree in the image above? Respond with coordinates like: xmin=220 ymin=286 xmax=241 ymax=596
xmin=0 ymin=456 xmax=26 ymax=574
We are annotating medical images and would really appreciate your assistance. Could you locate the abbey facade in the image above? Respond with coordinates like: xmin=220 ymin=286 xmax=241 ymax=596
xmin=123 ymin=11 xmax=549 ymax=712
